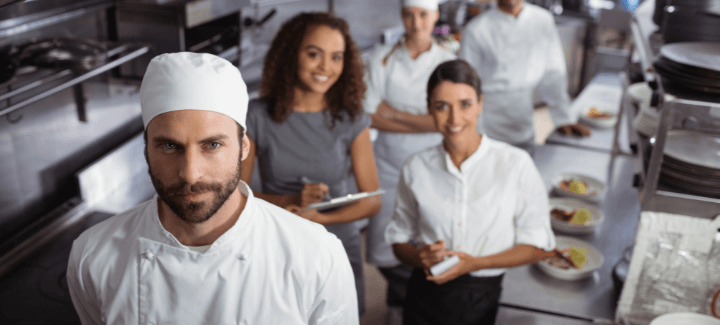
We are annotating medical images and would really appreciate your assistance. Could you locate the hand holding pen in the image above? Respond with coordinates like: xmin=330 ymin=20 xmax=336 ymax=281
xmin=299 ymin=176 xmax=330 ymax=208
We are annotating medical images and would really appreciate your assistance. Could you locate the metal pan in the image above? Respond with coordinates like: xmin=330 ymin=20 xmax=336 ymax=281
xmin=17 ymin=37 xmax=107 ymax=71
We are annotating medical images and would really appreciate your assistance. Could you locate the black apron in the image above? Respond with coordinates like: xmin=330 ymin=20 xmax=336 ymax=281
xmin=403 ymin=268 xmax=504 ymax=325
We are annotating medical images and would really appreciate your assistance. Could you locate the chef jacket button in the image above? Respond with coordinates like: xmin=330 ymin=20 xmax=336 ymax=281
xmin=458 ymin=222 xmax=462 ymax=227
xmin=237 ymin=254 xmax=246 ymax=261
xmin=456 ymin=245 xmax=461 ymax=250
xmin=143 ymin=252 xmax=155 ymax=260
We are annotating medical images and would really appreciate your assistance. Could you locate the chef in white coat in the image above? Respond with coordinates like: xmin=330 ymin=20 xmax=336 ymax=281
xmin=363 ymin=0 xmax=455 ymax=321
xmin=66 ymin=52 xmax=359 ymax=325
xmin=459 ymin=0 xmax=590 ymax=156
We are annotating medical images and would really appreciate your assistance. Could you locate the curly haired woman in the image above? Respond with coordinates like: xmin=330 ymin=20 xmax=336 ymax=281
xmin=240 ymin=12 xmax=380 ymax=316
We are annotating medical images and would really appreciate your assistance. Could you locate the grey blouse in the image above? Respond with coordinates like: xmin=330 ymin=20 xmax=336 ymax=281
xmin=246 ymin=100 xmax=372 ymax=198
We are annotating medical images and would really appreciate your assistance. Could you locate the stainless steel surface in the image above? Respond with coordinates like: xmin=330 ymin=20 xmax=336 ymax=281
xmin=0 ymin=69 xmax=73 ymax=102
xmin=0 ymin=0 xmax=110 ymax=38
xmin=77 ymin=132 xmax=155 ymax=214
xmin=500 ymin=144 xmax=641 ymax=321
xmin=0 ymin=197 xmax=88 ymax=278
xmin=0 ymin=45 xmax=149 ymax=118
xmin=546 ymin=73 xmax=631 ymax=154
xmin=496 ymin=306 xmax=595 ymax=324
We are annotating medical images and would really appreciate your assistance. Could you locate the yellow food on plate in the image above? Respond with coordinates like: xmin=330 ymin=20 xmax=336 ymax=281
xmin=569 ymin=247 xmax=588 ymax=268
xmin=570 ymin=209 xmax=592 ymax=225
xmin=568 ymin=180 xmax=587 ymax=194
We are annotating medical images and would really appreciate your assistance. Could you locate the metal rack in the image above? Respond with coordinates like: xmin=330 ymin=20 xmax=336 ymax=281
xmin=639 ymin=81 xmax=720 ymax=219
xmin=628 ymin=16 xmax=720 ymax=220
xmin=0 ymin=44 xmax=149 ymax=121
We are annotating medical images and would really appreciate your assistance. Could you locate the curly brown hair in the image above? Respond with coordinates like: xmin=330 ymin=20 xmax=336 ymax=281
xmin=260 ymin=12 xmax=366 ymax=128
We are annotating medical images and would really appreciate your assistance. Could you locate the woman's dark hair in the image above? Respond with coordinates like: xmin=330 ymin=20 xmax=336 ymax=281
xmin=426 ymin=59 xmax=483 ymax=109
xmin=260 ymin=12 xmax=366 ymax=127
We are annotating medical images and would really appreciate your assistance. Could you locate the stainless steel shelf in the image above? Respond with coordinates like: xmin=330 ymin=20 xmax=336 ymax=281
xmin=0 ymin=44 xmax=150 ymax=119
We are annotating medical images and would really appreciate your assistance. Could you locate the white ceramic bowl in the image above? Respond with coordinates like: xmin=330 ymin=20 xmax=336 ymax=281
xmin=650 ymin=312 xmax=720 ymax=325
xmin=578 ymin=106 xmax=618 ymax=129
xmin=548 ymin=198 xmax=603 ymax=235
xmin=551 ymin=173 xmax=606 ymax=203
xmin=536 ymin=236 xmax=604 ymax=281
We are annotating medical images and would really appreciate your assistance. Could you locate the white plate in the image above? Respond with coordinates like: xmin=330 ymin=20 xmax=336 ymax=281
xmin=650 ymin=312 xmax=720 ymax=325
xmin=536 ymin=236 xmax=604 ymax=281
xmin=578 ymin=106 xmax=618 ymax=129
xmin=551 ymin=173 xmax=605 ymax=203
xmin=659 ymin=42 xmax=720 ymax=73
xmin=664 ymin=130 xmax=720 ymax=170
xmin=548 ymin=198 xmax=603 ymax=235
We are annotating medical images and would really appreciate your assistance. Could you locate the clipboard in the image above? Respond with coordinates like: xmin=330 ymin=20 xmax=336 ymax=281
xmin=306 ymin=189 xmax=385 ymax=211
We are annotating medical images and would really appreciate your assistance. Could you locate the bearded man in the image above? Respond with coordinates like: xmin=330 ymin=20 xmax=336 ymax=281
xmin=66 ymin=52 xmax=359 ymax=325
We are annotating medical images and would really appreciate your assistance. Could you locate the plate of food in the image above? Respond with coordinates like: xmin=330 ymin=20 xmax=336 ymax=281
xmin=537 ymin=236 xmax=604 ymax=281
xmin=552 ymin=173 xmax=605 ymax=203
xmin=548 ymin=198 xmax=603 ymax=235
xmin=579 ymin=106 xmax=618 ymax=129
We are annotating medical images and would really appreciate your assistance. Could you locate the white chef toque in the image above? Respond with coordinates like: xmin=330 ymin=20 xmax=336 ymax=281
xmin=403 ymin=0 xmax=439 ymax=10
xmin=140 ymin=52 xmax=248 ymax=129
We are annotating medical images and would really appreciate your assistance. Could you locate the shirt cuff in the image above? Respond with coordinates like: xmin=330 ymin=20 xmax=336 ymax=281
xmin=384 ymin=225 xmax=413 ymax=246
xmin=515 ymin=228 xmax=556 ymax=251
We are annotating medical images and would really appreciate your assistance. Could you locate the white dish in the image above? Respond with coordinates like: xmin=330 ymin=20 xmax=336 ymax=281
xmin=578 ymin=106 xmax=618 ymax=129
xmin=536 ymin=236 xmax=604 ymax=281
xmin=551 ymin=173 xmax=605 ymax=203
xmin=632 ymin=105 xmax=660 ymax=137
xmin=650 ymin=312 xmax=720 ymax=325
xmin=659 ymin=42 xmax=720 ymax=72
xmin=548 ymin=198 xmax=603 ymax=235
xmin=664 ymin=130 xmax=720 ymax=170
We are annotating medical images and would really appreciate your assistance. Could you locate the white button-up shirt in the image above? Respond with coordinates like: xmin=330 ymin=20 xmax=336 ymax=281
xmin=385 ymin=137 xmax=555 ymax=277
xmin=67 ymin=182 xmax=358 ymax=325
xmin=459 ymin=4 xmax=575 ymax=144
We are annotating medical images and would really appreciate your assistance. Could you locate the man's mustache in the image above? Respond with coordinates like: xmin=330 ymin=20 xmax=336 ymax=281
xmin=165 ymin=182 xmax=223 ymax=196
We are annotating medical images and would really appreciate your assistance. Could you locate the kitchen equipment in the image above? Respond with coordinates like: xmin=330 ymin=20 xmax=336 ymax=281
xmin=653 ymin=42 xmax=720 ymax=94
xmin=17 ymin=37 xmax=107 ymax=70
xmin=536 ymin=236 xmax=604 ymax=281
xmin=552 ymin=173 xmax=606 ymax=203
xmin=548 ymin=198 xmax=603 ymax=235
xmin=115 ymin=0 xmax=243 ymax=77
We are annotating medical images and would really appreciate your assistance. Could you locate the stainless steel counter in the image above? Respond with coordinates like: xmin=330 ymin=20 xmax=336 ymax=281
xmin=499 ymin=144 xmax=641 ymax=322
xmin=497 ymin=306 xmax=594 ymax=325
xmin=546 ymin=72 xmax=632 ymax=155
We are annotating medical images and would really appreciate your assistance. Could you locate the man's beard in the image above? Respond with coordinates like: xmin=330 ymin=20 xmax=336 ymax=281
xmin=149 ymin=162 xmax=241 ymax=224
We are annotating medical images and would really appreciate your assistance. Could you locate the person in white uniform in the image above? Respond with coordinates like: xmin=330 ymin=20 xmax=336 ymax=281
xmin=66 ymin=52 xmax=359 ymax=325
xmin=458 ymin=0 xmax=590 ymax=156
xmin=363 ymin=0 xmax=455 ymax=320
xmin=385 ymin=59 xmax=555 ymax=325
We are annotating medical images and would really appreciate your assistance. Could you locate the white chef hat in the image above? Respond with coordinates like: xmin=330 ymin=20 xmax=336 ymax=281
xmin=140 ymin=52 xmax=248 ymax=129
xmin=403 ymin=0 xmax=439 ymax=10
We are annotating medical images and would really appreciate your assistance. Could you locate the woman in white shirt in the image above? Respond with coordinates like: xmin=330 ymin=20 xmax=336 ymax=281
xmin=363 ymin=0 xmax=455 ymax=315
xmin=385 ymin=59 xmax=555 ymax=325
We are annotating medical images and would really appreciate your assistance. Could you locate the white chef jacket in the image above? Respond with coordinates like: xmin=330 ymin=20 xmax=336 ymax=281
xmin=362 ymin=39 xmax=455 ymax=267
xmin=385 ymin=137 xmax=556 ymax=277
xmin=67 ymin=181 xmax=359 ymax=325
xmin=364 ymin=38 xmax=456 ymax=116
xmin=459 ymin=4 xmax=576 ymax=144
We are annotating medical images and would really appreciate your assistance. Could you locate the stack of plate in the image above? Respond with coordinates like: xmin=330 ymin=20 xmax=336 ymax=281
xmin=654 ymin=42 xmax=720 ymax=94
xmin=659 ymin=130 xmax=720 ymax=198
